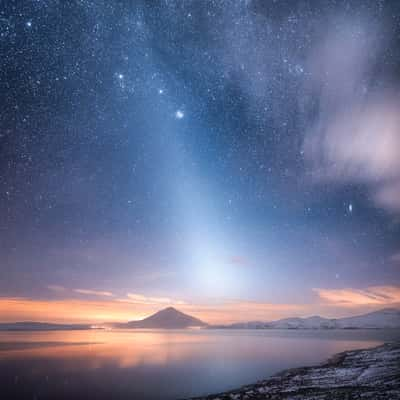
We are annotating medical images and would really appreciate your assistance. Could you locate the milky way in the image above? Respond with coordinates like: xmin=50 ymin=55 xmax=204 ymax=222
xmin=1 ymin=1 xmax=400 ymax=322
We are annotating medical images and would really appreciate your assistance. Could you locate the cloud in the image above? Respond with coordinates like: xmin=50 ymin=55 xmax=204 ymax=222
xmin=375 ymin=180 xmax=400 ymax=213
xmin=125 ymin=293 xmax=185 ymax=305
xmin=302 ymin=16 xmax=400 ymax=213
xmin=211 ymin=6 xmax=400 ymax=214
xmin=314 ymin=285 xmax=400 ymax=307
xmin=74 ymin=289 xmax=114 ymax=297
xmin=47 ymin=285 xmax=114 ymax=298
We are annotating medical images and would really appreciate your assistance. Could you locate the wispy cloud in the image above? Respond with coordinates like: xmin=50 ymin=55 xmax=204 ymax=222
xmin=74 ymin=289 xmax=114 ymax=297
xmin=125 ymin=293 xmax=185 ymax=305
xmin=47 ymin=285 xmax=114 ymax=298
xmin=314 ymin=286 xmax=400 ymax=307
xmin=303 ymin=17 xmax=400 ymax=214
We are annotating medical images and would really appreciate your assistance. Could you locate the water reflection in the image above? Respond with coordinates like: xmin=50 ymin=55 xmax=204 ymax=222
xmin=0 ymin=329 xmax=398 ymax=399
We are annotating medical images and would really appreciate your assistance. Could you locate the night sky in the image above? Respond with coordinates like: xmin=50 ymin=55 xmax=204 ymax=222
xmin=1 ymin=0 xmax=400 ymax=323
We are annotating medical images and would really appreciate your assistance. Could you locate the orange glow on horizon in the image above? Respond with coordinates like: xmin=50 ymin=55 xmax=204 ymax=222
xmin=0 ymin=296 xmax=308 ymax=324
xmin=0 ymin=297 xmax=149 ymax=324
xmin=0 ymin=286 xmax=399 ymax=325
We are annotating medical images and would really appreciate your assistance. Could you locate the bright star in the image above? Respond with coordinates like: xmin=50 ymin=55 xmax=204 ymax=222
xmin=175 ymin=110 xmax=184 ymax=119
xmin=26 ymin=21 xmax=32 ymax=27
xmin=348 ymin=203 xmax=353 ymax=213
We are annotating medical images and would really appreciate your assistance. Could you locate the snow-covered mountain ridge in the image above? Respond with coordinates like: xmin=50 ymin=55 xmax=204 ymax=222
xmin=212 ymin=308 xmax=400 ymax=329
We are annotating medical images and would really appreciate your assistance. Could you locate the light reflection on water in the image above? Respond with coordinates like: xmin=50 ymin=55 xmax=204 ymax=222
xmin=0 ymin=329 xmax=398 ymax=399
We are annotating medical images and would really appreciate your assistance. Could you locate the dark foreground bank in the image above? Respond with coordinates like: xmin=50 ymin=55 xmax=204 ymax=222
xmin=189 ymin=342 xmax=400 ymax=400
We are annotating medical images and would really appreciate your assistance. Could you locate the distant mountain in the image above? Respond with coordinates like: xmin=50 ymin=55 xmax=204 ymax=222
xmin=0 ymin=322 xmax=91 ymax=331
xmin=210 ymin=308 xmax=400 ymax=330
xmin=267 ymin=315 xmax=337 ymax=329
xmin=114 ymin=307 xmax=207 ymax=329
xmin=212 ymin=316 xmax=336 ymax=330
xmin=336 ymin=308 xmax=400 ymax=329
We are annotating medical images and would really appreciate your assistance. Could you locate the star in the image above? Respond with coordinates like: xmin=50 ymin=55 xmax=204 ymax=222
xmin=175 ymin=110 xmax=184 ymax=119
xmin=2 ymin=0 xmax=399 ymax=349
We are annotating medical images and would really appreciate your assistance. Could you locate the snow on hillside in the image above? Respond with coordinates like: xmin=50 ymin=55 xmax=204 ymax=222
xmin=214 ymin=308 xmax=400 ymax=330
xmin=336 ymin=308 xmax=400 ymax=329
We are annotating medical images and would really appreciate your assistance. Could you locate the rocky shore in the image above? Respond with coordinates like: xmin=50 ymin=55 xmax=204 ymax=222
xmin=190 ymin=342 xmax=400 ymax=400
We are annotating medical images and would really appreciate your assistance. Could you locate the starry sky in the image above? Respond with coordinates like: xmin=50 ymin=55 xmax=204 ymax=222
xmin=1 ymin=0 xmax=400 ymax=324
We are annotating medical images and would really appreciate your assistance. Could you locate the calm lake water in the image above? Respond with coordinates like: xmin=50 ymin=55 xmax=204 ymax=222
xmin=0 ymin=328 xmax=399 ymax=399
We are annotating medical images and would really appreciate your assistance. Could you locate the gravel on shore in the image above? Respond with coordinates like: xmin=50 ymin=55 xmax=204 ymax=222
xmin=189 ymin=342 xmax=400 ymax=400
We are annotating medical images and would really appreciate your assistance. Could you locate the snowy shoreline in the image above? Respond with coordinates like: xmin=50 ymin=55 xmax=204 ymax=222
xmin=189 ymin=342 xmax=400 ymax=400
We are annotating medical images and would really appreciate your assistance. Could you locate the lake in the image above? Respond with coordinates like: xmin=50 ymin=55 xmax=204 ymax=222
xmin=1 ymin=328 xmax=399 ymax=399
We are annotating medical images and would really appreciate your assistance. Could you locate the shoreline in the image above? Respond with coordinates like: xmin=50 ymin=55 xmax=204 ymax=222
xmin=189 ymin=342 xmax=400 ymax=399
